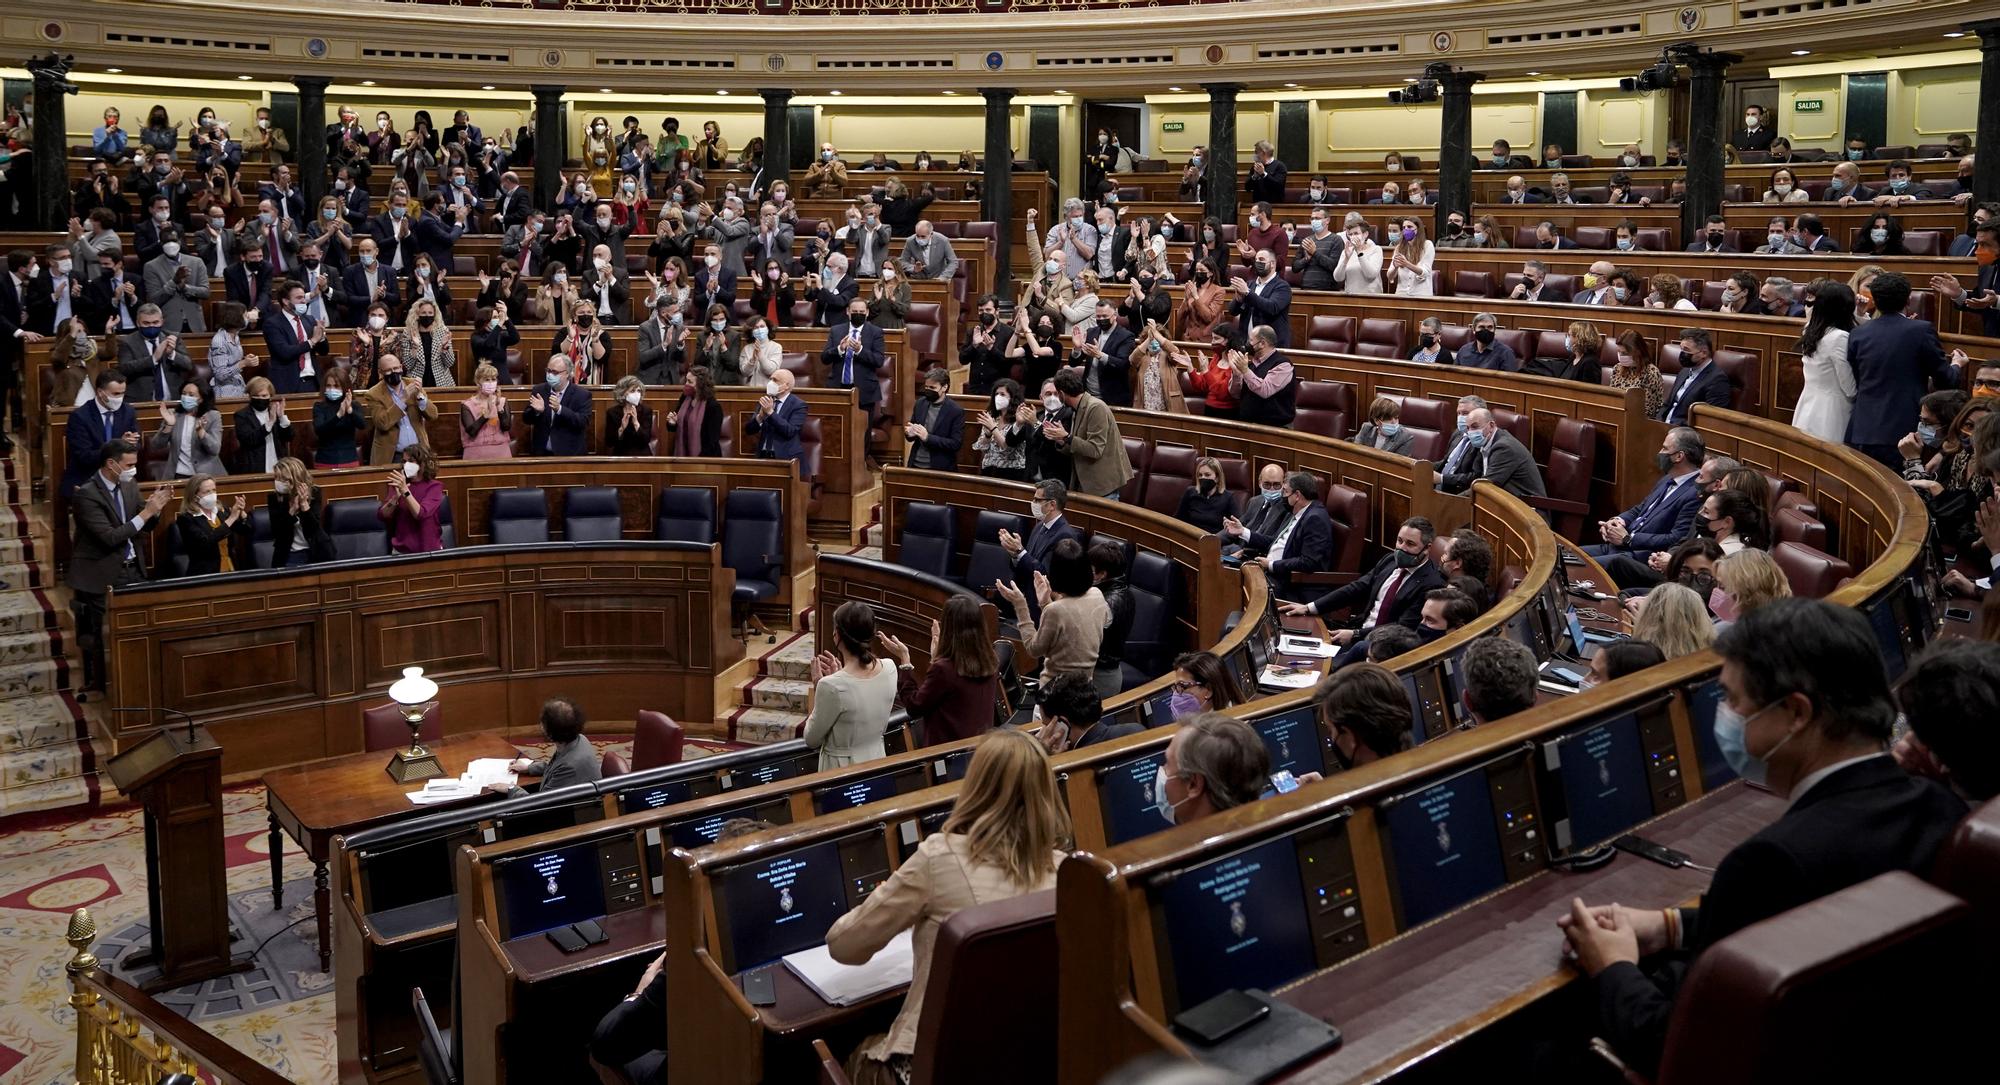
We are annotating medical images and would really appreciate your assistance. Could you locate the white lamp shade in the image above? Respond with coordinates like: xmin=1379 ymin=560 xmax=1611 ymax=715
xmin=388 ymin=666 xmax=439 ymax=707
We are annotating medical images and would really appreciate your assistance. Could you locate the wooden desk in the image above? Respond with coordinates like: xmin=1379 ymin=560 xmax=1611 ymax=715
xmin=264 ymin=730 xmax=521 ymax=972
xmin=1272 ymin=782 xmax=1781 ymax=1085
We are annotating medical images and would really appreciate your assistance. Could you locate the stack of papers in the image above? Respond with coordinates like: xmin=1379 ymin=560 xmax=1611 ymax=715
xmin=405 ymin=758 xmax=519 ymax=805
xmin=1258 ymin=663 xmax=1322 ymax=690
xmin=1277 ymin=635 xmax=1338 ymax=659
xmin=782 ymin=929 xmax=914 ymax=1006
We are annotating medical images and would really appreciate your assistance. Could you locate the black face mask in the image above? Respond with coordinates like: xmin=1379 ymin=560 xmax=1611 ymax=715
xmin=1446 ymin=222 xmax=1464 ymax=236
xmin=383 ymin=372 xmax=402 ymax=386
xmin=1420 ymin=333 xmax=1437 ymax=347
xmin=924 ymin=388 xmax=943 ymax=402
xmin=979 ymin=312 xmax=996 ymax=326
xmin=1097 ymin=318 xmax=1112 ymax=331
xmin=577 ymin=314 xmax=594 ymax=326
xmin=1656 ymin=452 xmax=1677 ymax=474
xmin=418 ymin=315 xmax=435 ymax=328
xmin=1474 ymin=328 xmax=1495 ymax=346
xmin=249 ymin=398 xmax=271 ymax=411
xmin=1192 ymin=270 xmax=1209 ymax=282
xmin=1197 ymin=478 xmax=1216 ymax=495
xmin=1415 ymin=624 xmax=1446 ymax=644
xmin=1394 ymin=549 xmax=1422 ymax=569
xmin=1707 ymin=231 xmax=1725 ymax=244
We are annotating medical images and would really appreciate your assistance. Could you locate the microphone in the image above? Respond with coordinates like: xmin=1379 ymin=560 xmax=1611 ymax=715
xmin=111 ymin=705 xmax=198 ymax=743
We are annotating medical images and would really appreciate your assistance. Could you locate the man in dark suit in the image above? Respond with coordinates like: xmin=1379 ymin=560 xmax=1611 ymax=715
xmin=366 ymin=193 xmax=417 ymax=274
xmin=1932 ymin=222 xmax=2000 ymax=338
xmin=257 ymin=164 xmax=309 ymax=227
xmin=745 ymin=367 xmax=807 ymax=463
xmin=1220 ymin=471 xmax=1332 ymax=601
xmin=528 ymin=355 xmax=594 ymax=456
xmin=1444 ymin=409 xmax=1545 ymax=499
xmin=0 ymin=251 xmax=38 ymax=448
xmin=1281 ymin=516 xmax=1443 ymax=667
xmin=1500 ymin=176 xmax=1545 ymax=204
xmin=1729 ymin=104 xmax=1777 ymax=152
xmin=1224 ymin=463 xmax=1289 ymax=559
xmin=1685 ymin=214 xmax=1738 ymax=254
xmin=68 ymin=439 xmax=172 ymax=694
xmin=904 ymin=368 xmax=964 ymax=471
xmin=337 ymin=239 xmax=399 ymax=327
xmin=1845 ymin=272 xmax=1957 ymax=470
xmin=494 ymin=171 xmax=533 ymax=230
xmin=999 ymin=479 xmax=1083 ymax=620
xmin=223 ymin=239 xmax=274 ymax=314
xmin=1244 ymin=141 xmax=1288 ymax=205
xmin=116 ymin=306 xmax=193 ymax=403
xmin=1660 ymin=329 xmax=1735 ymax=427
xmin=412 ymin=193 xmax=470 ymax=272
xmin=959 ymin=294 xmax=1014 ymax=395
xmin=806 ymin=254 xmax=857 ymax=327
xmin=1534 ymin=222 xmax=1579 ymax=250
xmin=64 ymin=371 xmax=138 ymax=497
xmin=1067 ymin=299 xmax=1135 ymax=407
xmin=263 ymin=280 xmax=328 ymax=393
xmin=1585 ymin=427 xmax=1707 ymax=561
xmin=1793 ymin=213 xmax=1841 ymax=253
xmin=335 ymin=167 xmax=372 ymax=228
xmin=1231 ymin=249 xmax=1292 ymax=347
xmin=689 ymin=241 xmax=739 ymax=317
xmin=822 ymin=299 xmax=885 ymax=419
xmin=1546 ymin=174 xmax=1591 ymax=204
xmin=1563 ymin=600 xmax=1967 ymax=1080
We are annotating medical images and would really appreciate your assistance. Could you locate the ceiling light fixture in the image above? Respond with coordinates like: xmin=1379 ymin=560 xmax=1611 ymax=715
xmin=1168 ymin=86 xmax=1183 ymax=92
xmin=105 ymin=67 xmax=122 ymax=74
xmin=716 ymin=89 xmax=730 ymax=95
xmin=361 ymin=80 xmax=376 ymax=86
xmin=1790 ymin=49 xmax=1811 ymax=56
xmin=481 ymin=85 xmax=495 ymax=91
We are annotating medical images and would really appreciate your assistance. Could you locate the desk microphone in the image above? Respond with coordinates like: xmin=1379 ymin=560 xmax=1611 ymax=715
xmin=111 ymin=705 xmax=198 ymax=743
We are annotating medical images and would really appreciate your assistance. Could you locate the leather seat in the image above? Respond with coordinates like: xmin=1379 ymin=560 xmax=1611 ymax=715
xmin=1771 ymin=541 xmax=1853 ymax=599
xmin=906 ymin=302 xmax=944 ymax=367
xmin=327 ymin=497 xmax=391 ymax=560
xmin=1355 ymin=318 xmax=1406 ymax=359
xmin=1933 ymin=796 xmax=2000 ymax=969
xmin=1451 ymin=270 xmax=1497 ymax=298
xmin=1295 ymin=381 xmax=1354 ymax=441
xmin=600 ymin=751 xmax=630 ymax=777
xmin=362 ymin=701 xmax=443 ymax=753
xmin=1492 ymin=329 xmax=1531 ymax=362
xmin=898 ymin=502 xmax=957 ymax=580
xmin=562 ymin=486 xmax=624 ymax=542
xmin=1307 ymin=315 xmax=1357 ymax=354
xmin=1438 ymin=323 xmax=1471 ymax=354
xmin=1635 ymin=227 xmax=1671 ymax=251
xmin=1526 ymin=418 xmax=1596 ymax=540
xmin=1119 ymin=550 xmax=1178 ymax=686
xmin=1712 ymin=348 xmax=1759 ymax=412
xmin=655 ymin=487 xmax=716 ymax=543
xmin=964 ymin=509 xmax=1031 ymax=593
xmin=1872 ymin=144 xmax=1914 ymax=160
xmin=1140 ymin=444 xmax=1198 ymax=518
xmin=723 ymin=488 xmax=785 ymax=612
xmin=1530 ymin=329 xmax=1571 ymax=360
xmin=632 ymin=710 xmax=686 ymax=770
xmin=1901 ymin=230 xmax=1944 ymax=257
xmin=960 ymin=222 xmax=998 ymax=241
xmin=1321 ymin=484 xmax=1367 ymax=587
xmin=1572 ymin=226 xmax=1612 ymax=249
xmin=1772 ymin=507 xmax=1828 ymax=551
xmin=1655 ymin=872 xmax=1971 ymax=1085
xmin=488 ymin=488 xmax=549 ymax=545
xmin=1394 ymin=396 xmax=1450 ymax=433
xmin=1118 ymin=438 xmax=1151 ymax=504
xmin=248 ymin=506 xmax=275 ymax=569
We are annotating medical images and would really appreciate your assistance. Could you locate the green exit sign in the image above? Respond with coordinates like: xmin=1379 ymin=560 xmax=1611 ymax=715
xmin=1794 ymin=99 xmax=1824 ymax=113
xmin=1161 ymin=121 xmax=1186 ymax=132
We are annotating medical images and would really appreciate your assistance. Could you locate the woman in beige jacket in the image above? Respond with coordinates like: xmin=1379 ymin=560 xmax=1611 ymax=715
xmin=826 ymin=728 xmax=1070 ymax=1084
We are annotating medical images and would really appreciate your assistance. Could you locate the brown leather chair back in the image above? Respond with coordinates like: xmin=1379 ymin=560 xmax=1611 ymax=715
xmin=632 ymin=710 xmax=685 ymax=770
xmin=1635 ymin=227 xmax=1671 ymax=250
xmin=600 ymin=750 xmax=630 ymax=777
xmin=1323 ymin=484 xmax=1368 ymax=576
xmin=907 ymin=890 xmax=1059 ymax=1085
xmin=1934 ymin=796 xmax=2000 ymax=969
xmin=362 ymin=702 xmax=442 ymax=753
xmin=1572 ymin=226 xmax=1613 ymax=249
xmin=1141 ymin=443 xmax=1198 ymax=517
xmin=1295 ymin=380 xmax=1355 ymax=441
xmin=1355 ymin=318 xmax=1406 ymax=359
xmin=1656 ymin=871 xmax=1972 ymax=1085
xmin=1544 ymin=418 xmax=1596 ymax=519
xmin=1772 ymin=507 xmax=1828 ymax=551
xmin=1451 ymin=269 xmax=1497 ymax=298
xmin=1118 ymin=437 xmax=1151 ymax=504
xmin=1771 ymin=541 xmax=1853 ymax=599
xmin=1307 ymin=314 xmax=1357 ymax=353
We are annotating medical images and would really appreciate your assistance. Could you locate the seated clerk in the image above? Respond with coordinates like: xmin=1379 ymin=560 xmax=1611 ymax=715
xmin=996 ymin=479 xmax=1082 ymax=622
xmin=995 ymin=539 xmax=1108 ymax=689
xmin=1585 ymin=426 xmax=1707 ymax=561
xmin=880 ymin=594 xmax=1001 ymax=747
xmin=1894 ymin=639 xmax=2000 ymax=803
xmin=1222 ymin=463 xmax=1288 ymax=559
xmin=1316 ymin=662 xmax=1415 ymax=770
xmin=1560 ymin=601 xmax=1968 ymax=1080
xmin=590 ymin=819 xmax=775 ymax=1084
xmin=1217 ymin=471 xmax=1332 ymax=602
xmin=1036 ymin=671 xmax=1136 ymax=753
xmin=824 ymin=729 xmax=1070 ymax=1084
xmin=1155 ymin=713 xmax=1272 ymax=826
xmin=1281 ymin=516 xmax=1443 ymax=667
xmin=503 ymin=697 xmax=601 ymax=795
xmin=1459 ymin=637 xmax=1539 ymax=725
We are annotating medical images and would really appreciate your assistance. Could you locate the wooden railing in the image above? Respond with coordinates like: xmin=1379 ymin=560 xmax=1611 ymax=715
xmin=64 ymin=908 xmax=292 ymax=1085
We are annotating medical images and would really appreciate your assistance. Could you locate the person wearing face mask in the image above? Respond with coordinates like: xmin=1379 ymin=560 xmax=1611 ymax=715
xmin=1682 ymin=213 xmax=1736 ymax=255
xmin=601 ymin=375 xmax=657 ymax=456
xmin=1946 ymin=200 xmax=1995 ymax=258
xmin=662 ymin=365 xmax=723 ymax=458
xmin=360 ymin=350 xmax=437 ymax=463
xmin=576 ymin=241 xmax=630 ymax=324
xmin=553 ymin=301 xmax=612 ymax=385
xmin=1165 ymin=650 xmax=1247 ymax=722
xmin=1932 ymin=222 xmax=2000 ymax=338
xmin=747 ymin=366 xmax=807 ymax=462
xmin=1291 ymin=209 xmax=1344 ymax=290
xmin=1177 ymin=256 xmax=1231 ymax=343
xmin=1026 ymin=200 xmax=1100 ymax=281
xmin=1709 ymin=549 xmax=1791 ymax=630
xmin=173 ymin=473 xmax=251 ymax=577
xmin=822 ymin=301 xmax=886 ymax=419
xmin=1500 ymin=174 xmax=1543 ymax=205
xmin=1562 ymin=600 xmax=1966 ymax=1082
xmin=1065 ymin=298 xmax=1135 ymax=406
xmin=262 ymin=279 xmax=329 ymax=394
xmin=994 ymin=537 xmax=1107 ymax=688
xmin=635 ymin=295 xmax=688 ymax=387
xmin=1587 ymin=425 xmax=1707 ymax=565
xmin=1441 ymin=408 xmax=1545 ymax=500
xmin=222 ymin=238 xmax=274 ymax=316
xmin=1317 ymin=664 xmax=1415 ymax=770
xmin=904 ymin=368 xmax=964 ymax=471
xmin=1843 ymin=272 xmax=1959 ymax=470
xmin=116 ymin=302 xmax=194 ymax=404
xmin=1351 ymin=395 xmax=1416 ymax=457
xmin=1453 ymin=313 xmax=1520 ymax=372
xmin=1229 ymin=248 xmax=1293 ymax=346
xmin=141 ymin=227 xmax=211 ymax=335
xmin=1281 ymin=517 xmax=1441 ymax=666
xmin=958 ymin=294 xmax=1014 ymax=396
xmin=336 ymin=239 xmax=400 ymax=328
xmin=581 ymin=115 xmax=616 ymax=191
xmin=376 ymin=445 xmax=447 ymax=556
xmin=1332 ymin=217 xmax=1384 ymax=294
xmin=62 ymin=367 xmax=137 ymax=497
xmin=68 ymin=439 xmax=173 ymax=690
xmin=1243 ymin=139 xmax=1288 ymax=205
xmin=1216 ymin=469 xmax=1330 ymax=602
xmin=1150 ymin=714 xmax=1271 ymax=828
xmin=1893 ymin=639 xmax=2000 ymax=802
xmin=1730 ymin=103 xmax=1776 ymax=153
xmin=1023 ymin=379 xmax=1074 ymax=483
xmin=144 ymin=378 xmax=224 ymax=481
xmin=1171 ymin=455 xmax=1233 ymax=533
xmin=579 ymin=197 xmax=636 ymax=272
xmin=875 ymin=594 xmax=1002 ymax=749
xmin=868 ymin=261 xmax=912 ymax=330
xmin=526 ymin=355 xmax=594 ymax=457
xmin=1869 ymin=159 xmax=1933 ymax=208
xmin=970 ymin=378 xmax=1034 ymax=482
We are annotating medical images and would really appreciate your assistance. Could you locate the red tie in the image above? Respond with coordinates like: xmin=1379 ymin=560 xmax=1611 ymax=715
xmin=269 ymin=226 xmax=285 ymax=272
xmin=1372 ymin=569 xmax=1407 ymax=627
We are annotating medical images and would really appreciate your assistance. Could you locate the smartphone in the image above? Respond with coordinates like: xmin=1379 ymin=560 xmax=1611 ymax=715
xmin=574 ymin=918 xmax=608 ymax=946
xmin=1269 ymin=770 xmax=1300 ymax=795
xmin=1946 ymin=606 xmax=1975 ymax=623
xmin=741 ymin=966 xmax=777 ymax=1006
xmin=1612 ymin=833 xmax=1691 ymax=869
xmin=545 ymin=926 xmax=588 ymax=953
xmin=1173 ymin=988 xmax=1270 ymax=1046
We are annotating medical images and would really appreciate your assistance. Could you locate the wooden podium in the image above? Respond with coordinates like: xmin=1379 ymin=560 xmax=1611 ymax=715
xmin=105 ymin=725 xmax=252 ymax=992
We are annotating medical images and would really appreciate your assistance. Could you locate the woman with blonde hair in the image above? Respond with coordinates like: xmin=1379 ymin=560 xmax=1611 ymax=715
xmin=826 ymin=728 xmax=1070 ymax=1084
xmin=605 ymin=375 xmax=656 ymax=456
xmin=394 ymin=298 xmax=457 ymax=387
xmin=303 ymin=193 xmax=353 ymax=267
xmin=266 ymin=456 xmax=333 ymax=568
xmin=1059 ymin=269 xmax=1101 ymax=328
xmin=461 ymin=362 xmax=514 ymax=460
xmin=1711 ymin=549 xmax=1791 ymax=627
xmin=1632 ymin=582 xmax=1716 ymax=660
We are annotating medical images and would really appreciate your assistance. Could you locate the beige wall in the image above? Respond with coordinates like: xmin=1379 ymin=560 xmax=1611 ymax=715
xmin=1575 ymin=87 xmax=1669 ymax=160
xmin=1776 ymin=75 xmax=1845 ymax=151
xmin=1146 ymin=100 xmax=1277 ymax=160
xmin=1893 ymin=63 xmax=1977 ymax=147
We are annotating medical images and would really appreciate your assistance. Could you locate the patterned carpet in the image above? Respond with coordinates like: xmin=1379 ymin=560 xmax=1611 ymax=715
xmin=0 ymin=734 xmax=735 ymax=1085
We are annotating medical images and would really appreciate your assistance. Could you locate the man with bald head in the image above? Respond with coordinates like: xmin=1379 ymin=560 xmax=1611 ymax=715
xmin=746 ymin=367 xmax=807 ymax=462
xmin=1441 ymin=408 xmax=1545 ymax=499
xmin=1230 ymin=248 xmax=1291 ymax=347
xmin=1577 ymin=260 xmax=1620 ymax=306
xmin=899 ymin=220 xmax=958 ymax=281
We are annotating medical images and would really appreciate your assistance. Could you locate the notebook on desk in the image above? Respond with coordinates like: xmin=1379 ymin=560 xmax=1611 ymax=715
xmin=782 ymin=929 xmax=915 ymax=1006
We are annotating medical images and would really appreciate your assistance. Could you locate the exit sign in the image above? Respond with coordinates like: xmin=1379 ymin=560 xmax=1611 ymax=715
xmin=1161 ymin=121 xmax=1186 ymax=132
xmin=1794 ymin=99 xmax=1824 ymax=113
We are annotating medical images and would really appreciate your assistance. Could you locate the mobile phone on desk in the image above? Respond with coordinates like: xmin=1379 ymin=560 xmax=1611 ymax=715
xmin=545 ymin=926 xmax=588 ymax=953
xmin=574 ymin=918 xmax=608 ymax=946
xmin=1269 ymin=770 xmax=1300 ymax=795
xmin=741 ymin=966 xmax=777 ymax=1006
xmin=1174 ymin=989 xmax=1270 ymax=1046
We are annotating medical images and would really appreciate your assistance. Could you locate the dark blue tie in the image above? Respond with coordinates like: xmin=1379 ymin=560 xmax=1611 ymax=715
xmin=111 ymin=483 xmax=135 ymax=560
xmin=841 ymin=330 xmax=855 ymax=385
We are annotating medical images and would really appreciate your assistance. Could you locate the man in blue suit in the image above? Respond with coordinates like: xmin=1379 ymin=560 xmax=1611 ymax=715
xmin=1585 ymin=428 xmax=1706 ymax=561
xmin=263 ymin=279 xmax=327 ymax=393
xmin=745 ymin=367 xmax=807 ymax=464
xmin=64 ymin=371 xmax=138 ymax=498
xmin=1221 ymin=471 xmax=1333 ymax=602
xmin=412 ymin=193 xmax=470 ymax=271
xmin=1660 ymin=329 xmax=1734 ymax=426
xmin=998 ymin=479 xmax=1082 ymax=620
xmin=528 ymin=355 xmax=594 ymax=456
xmin=821 ymin=299 xmax=885 ymax=418
xmin=1844 ymin=272 xmax=1958 ymax=471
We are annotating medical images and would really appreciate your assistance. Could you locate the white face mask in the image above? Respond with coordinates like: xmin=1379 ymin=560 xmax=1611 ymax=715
xmin=1152 ymin=765 xmax=1189 ymax=825
xmin=103 ymin=394 xmax=125 ymax=411
xmin=403 ymin=460 xmax=421 ymax=479
xmin=704 ymin=255 xmax=719 ymax=268
xmin=275 ymin=480 xmax=292 ymax=495
xmin=480 ymin=381 xmax=497 ymax=395
xmin=161 ymin=242 xmax=181 ymax=258
xmin=994 ymin=394 xmax=1010 ymax=411
xmin=118 ymin=467 xmax=138 ymax=483
xmin=593 ymin=256 xmax=609 ymax=270
xmin=198 ymin=492 xmax=219 ymax=512
xmin=765 ymin=380 xmax=781 ymax=397
xmin=625 ymin=391 xmax=643 ymax=406
xmin=1044 ymin=393 xmax=1061 ymax=412
xmin=369 ymin=315 xmax=387 ymax=330
xmin=1029 ymin=500 xmax=1046 ymax=521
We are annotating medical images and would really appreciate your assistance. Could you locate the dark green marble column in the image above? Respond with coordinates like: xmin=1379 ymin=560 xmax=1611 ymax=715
xmin=1682 ymin=52 xmax=1739 ymax=246
xmin=293 ymin=78 xmax=331 ymax=213
xmin=982 ymin=87 xmax=1016 ymax=299
xmin=1436 ymin=69 xmax=1486 ymax=238
xmin=531 ymin=84 xmax=565 ymax=212
xmin=759 ymin=88 xmax=792 ymax=198
xmin=1203 ymin=82 xmax=1242 ymax=224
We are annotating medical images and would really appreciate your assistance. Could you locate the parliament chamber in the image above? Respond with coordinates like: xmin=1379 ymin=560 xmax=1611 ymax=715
xmin=2 ymin=1 xmax=1998 ymax=1083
